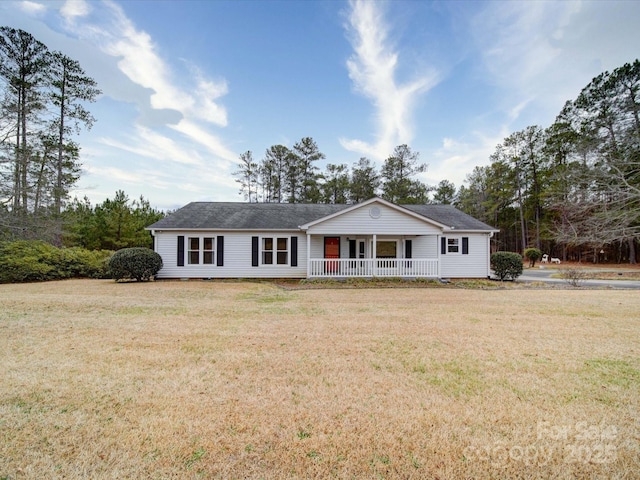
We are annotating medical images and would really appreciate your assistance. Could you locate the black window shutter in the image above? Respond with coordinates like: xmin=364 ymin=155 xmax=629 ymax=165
xmin=405 ymin=239 xmax=412 ymax=259
xmin=217 ymin=236 xmax=224 ymax=266
xmin=251 ymin=236 xmax=259 ymax=267
xmin=441 ymin=237 xmax=446 ymax=255
xmin=349 ymin=240 xmax=356 ymax=259
xmin=177 ymin=236 xmax=185 ymax=266
xmin=291 ymin=236 xmax=298 ymax=267
xmin=462 ymin=237 xmax=469 ymax=255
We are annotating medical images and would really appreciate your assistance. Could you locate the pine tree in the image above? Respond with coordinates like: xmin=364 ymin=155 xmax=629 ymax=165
xmin=380 ymin=144 xmax=429 ymax=204
xmin=233 ymin=151 xmax=259 ymax=202
xmin=349 ymin=157 xmax=380 ymax=203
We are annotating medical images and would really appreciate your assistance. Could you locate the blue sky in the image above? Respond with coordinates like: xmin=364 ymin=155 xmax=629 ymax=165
xmin=3 ymin=0 xmax=640 ymax=211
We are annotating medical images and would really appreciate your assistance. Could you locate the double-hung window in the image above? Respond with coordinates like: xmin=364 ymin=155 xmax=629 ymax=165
xmin=447 ymin=238 xmax=460 ymax=254
xmin=188 ymin=236 xmax=215 ymax=264
xmin=262 ymin=237 xmax=289 ymax=265
xmin=442 ymin=236 xmax=469 ymax=255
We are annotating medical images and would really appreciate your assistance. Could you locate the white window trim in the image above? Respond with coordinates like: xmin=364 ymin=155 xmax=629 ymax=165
xmin=187 ymin=235 xmax=216 ymax=265
xmin=447 ymin=237 xmax=461 ymax=255
xmin=260 ymin=236 xmax=290 ymax=266
xmin=372 ymin=238 xmax=400 ymax=259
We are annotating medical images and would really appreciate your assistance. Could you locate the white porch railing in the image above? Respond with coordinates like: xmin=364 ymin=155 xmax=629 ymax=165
xmin=308 ymin=258 xmax=439 ymax=278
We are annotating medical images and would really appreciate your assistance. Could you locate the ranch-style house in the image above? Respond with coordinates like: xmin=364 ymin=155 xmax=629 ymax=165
xmin=147 ymin=197 xmax=499 ymax=280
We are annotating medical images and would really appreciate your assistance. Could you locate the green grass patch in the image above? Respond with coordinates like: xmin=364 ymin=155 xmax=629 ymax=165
xmin=582 ymin=358 xmax=640 ymax=389
xmin=184 ymin=447 xmax=206 ymax=469
xmin=415 ymin=358 xmax=486 ymax=398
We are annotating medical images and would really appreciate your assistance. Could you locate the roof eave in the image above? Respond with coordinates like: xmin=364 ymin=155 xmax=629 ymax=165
xmin=146 ymin=227 xmax=302 ymax=232
xmin=447 ymin=229 xmax=500 ymax=234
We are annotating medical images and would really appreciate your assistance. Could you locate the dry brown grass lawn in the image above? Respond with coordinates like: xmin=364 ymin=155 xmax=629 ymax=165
xmin=550 ymin=262 xmax=640 ymax=280
xmin=1 ymin=279 xmax=639 ymax=479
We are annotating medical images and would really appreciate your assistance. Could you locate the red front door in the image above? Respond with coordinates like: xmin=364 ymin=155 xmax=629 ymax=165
xmin=324 ymin=237 xmax=340 ymax=273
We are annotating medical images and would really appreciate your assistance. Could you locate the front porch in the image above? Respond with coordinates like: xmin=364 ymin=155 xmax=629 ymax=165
xmin=299 ymin=200 xmax=449 ymax=280
xmin=307 ymin=258 xmax=439 ymax=279
xmin=305 ymin=232 xmax=440 ymax=279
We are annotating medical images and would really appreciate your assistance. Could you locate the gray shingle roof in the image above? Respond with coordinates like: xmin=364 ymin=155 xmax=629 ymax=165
xmin=147 ymin=201 xmax=497 ymax=232
xmin=403 ymin=204 xmax=497 ymax=231
xmin=148 ymin=202 xmax=350 ymax=230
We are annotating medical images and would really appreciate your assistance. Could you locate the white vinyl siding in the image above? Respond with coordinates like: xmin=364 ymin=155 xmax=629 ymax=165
xmin=150 ymin=199 xmax=494 ymax=279
xmin=306 ymin=203 xmax=442 ymax=235
xmin=412 ymin=236 xmax=438 ymax=259
xmin=440 ymin=234 xmax=491 ymax=278
xmin=154 ymin=231 xmax=491 ymax=279
xmin=154 ymin=231 xmax=306 ymax=279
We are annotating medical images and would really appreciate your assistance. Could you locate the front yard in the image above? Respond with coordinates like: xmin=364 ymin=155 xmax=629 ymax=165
xmin=1 ymin=279 xmax=638 ymax=478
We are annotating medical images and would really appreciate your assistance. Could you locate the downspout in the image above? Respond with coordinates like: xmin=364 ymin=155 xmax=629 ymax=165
xmin=306 ymin=231 xmax=311 ymax=278
xmin=149 ymin=230 xmax=157 ymax=252
xmin=487 ymin=232 xmax=495 ymax=278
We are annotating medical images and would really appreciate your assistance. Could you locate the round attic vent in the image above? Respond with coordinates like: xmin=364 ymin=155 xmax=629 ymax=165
xmin=369 ymin=206 xmax=381 ymax=219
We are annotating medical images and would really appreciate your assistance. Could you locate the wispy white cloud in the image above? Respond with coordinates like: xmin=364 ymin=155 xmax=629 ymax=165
xmin=98 ymin=125 xmax=205 ymax=167
xmin=58 ymin=0 xmax=233 ymax=161
xmin=340 ymin=0 xmax=440 ymax=161
xmin=426 ymin=128 xmax=509 ymax=190
xmin=19 ymin=1 xmax=47 ymax=15
xmin=186 ymin=64 xmax=229 ymax=126
xmin=60 ymin=0 xmax=90 ymax=19
xmin=83 ymin=164 xmax=147 ymax=186
xmin=169 ymin=120 xmax=237 ymax=165
xmin=470 ymin=1 xmax=575 ymax=124
xmin=421 ymin=0 xmax=640 ymax=191
xmin=468 ymin=1 xmax=640 ymax=128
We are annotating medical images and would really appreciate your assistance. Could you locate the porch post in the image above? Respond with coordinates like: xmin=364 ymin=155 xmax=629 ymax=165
xmin=372 ymin=234 xmax=377 ymax=277
xmin=306 ymin=233 xmax=311 ymax=278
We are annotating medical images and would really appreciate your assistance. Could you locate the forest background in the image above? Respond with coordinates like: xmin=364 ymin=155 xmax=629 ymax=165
xmin=1 ymin=27 xmax=638 ymax=264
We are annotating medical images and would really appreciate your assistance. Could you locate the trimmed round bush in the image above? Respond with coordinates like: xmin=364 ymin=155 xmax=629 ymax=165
xmin=524 ymin=247 xmax=542 ymax=267
xmin=490 ymin=251 xmax=523 ymax=281
xmin=108 ymin=247 xmax=163 ymax=282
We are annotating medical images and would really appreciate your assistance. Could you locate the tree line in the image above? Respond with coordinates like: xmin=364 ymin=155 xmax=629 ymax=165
xmin=457 ymin=60 xmax=639 ymax=263
xmin=0 ymin=27 xmax=163 ymax=252
xmin=233 ymin=139 xmax=461 ymax=205
xmin=62 ymin=191 xmax=164 ymax=250
xmin=234 ymin=60 xmax=639 ymax=264
xmin=1 ymin=26 xmax=637 ymax=264
xmin=0 ymin=26 xmax=101 ymax=244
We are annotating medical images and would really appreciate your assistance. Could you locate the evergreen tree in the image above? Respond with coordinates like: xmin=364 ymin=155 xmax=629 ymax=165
xmin=47 ymin=51 xmax=101 ymax=216
xmin=260 ymin=145 xmax=289 ymax=203
xmin=233 ymin=151 xmax=259 ymax=202
xmin=0 ymin=27 xmax=50 ymax=218
xmin=63 ymin=191 xmax=163 ymax=250
xmin=322 ymin=163 xmax=350 ymax=204
xmin=456 ymin=162 xmax=517 ymax=251
xmin=0 ymin=27 xmax=99 ymax=243
xmin=291 ymin=137 xmax=324 ymax=203
xmin=349 ymin=157 xmax=380 ymax=203
xmin=433 ymin=180 xmax=456 ymax=204
xmin=546 ymin=60 xmax=640 ymax=262
xmin=380 ymin=144 xmax=429 ymax=204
